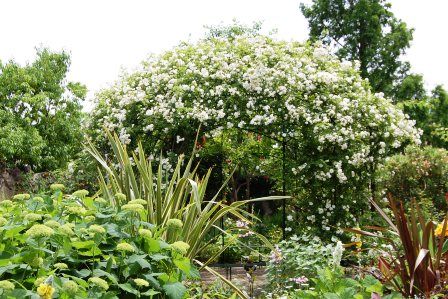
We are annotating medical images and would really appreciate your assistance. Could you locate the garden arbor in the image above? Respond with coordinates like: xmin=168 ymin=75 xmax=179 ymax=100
xmin=91 ymin=34 xmax=421 ymax=235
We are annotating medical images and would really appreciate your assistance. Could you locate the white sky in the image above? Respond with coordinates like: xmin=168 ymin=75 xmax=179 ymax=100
xmin=1 ymin=0 xmax=447 ymax=109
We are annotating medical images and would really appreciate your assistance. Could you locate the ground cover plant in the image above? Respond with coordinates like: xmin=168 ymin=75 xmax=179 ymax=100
xmin=0 ymin=187 xmax=196 ymax=298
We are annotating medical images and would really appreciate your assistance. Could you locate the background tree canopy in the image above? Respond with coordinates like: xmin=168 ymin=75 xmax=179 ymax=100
xmin=300 ymin=0 xmax=413 ymax=99
xmin=0 ymin=48 xmax=85 ymax=171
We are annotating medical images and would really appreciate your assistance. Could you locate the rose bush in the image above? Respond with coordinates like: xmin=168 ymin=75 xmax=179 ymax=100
xmin=89 ymin=31 xmax=420 ymax=235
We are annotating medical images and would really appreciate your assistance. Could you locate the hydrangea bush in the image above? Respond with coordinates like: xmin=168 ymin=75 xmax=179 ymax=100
xmin=90 ymin=32 xmax=421 ymax=234
xmin=0 ymin=187 xmax=196 ymax=298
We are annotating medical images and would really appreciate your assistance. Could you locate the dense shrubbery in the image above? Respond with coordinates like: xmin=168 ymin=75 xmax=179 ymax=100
xmin=0 ymin=187 xmax=196 ymax=298
xmin=377 ymin=146 xmax=448 ymax=210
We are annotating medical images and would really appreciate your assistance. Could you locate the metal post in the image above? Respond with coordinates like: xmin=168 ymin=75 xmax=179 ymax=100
xmin=282 ymin=140 xmax=286 ymax=240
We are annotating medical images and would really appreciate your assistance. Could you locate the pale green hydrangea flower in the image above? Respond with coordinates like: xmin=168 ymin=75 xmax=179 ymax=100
xmin=66 ymin=205 xmax=87 ymax=216
xmin=58 ymin=224 xmax=75 ymax=236
xmin=34 ymin=277 xmax=47 ymax=287
xmin=167 ymin=219 xmax=183 ymax=229
xmin=138 ymin=228 xmax=152 ymax=238
xmin=13 ymin=193 xmax=30 ymax=201
xmin=24 ymin=213 xmax=43 ymax=222
xmin=128 ymin=199 xmax=147 ymax=205
xmin=122 ymin=203 xmax=144 ymax=212
xmin=50 ymin=184 xmax=65 ymax=191
xmin=0 ymin=200 xmax=13 ymax=207
xmin=32 ymin=196 xmax=44 ymax=203
xmin=88 ymin=277 xmax=109 ymax=290
xmin=94 ymin=197 xmax=108 ymax=204
xmin=54 ymin=263 xmax=68 ymax=270
xmin=88 ymin=224 xmax=106 ymax=234
xmin=84 ymin=215 xmax=96 ymax=222
xmin=28 ymin=256 xmax=43 ymax=268
xmin=116 ymin=242 xmax=135 ymax=253
xmin=0 ymin=280 xmax=14 ymax=290
xmin=72 ymin=190 xmax=89 ymax=198
xmin=133 ymin=278 xmax=149 ymax=287
xmin=25 ymin=224 xmax=54 ymax=238
xmin=63 ymin=280 xmax=78 ymax=294
xmin=115 ymin=193 xmax=126 ymax=202
xmin=0 ymin=217 xmax=7 ymax=226
xmin=170 ymin=241 xmax=190 ymax=255
xmin=44 ymin=220 xmax=61 ymax=228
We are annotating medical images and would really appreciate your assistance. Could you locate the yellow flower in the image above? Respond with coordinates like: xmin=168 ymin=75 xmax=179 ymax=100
xmin=37 ymin=283 xmax=55 ymax=299
xmin=435 ymin=222 xmax=448 ymax=237
xmin=115 ymin=193 xmax=127 ymax=202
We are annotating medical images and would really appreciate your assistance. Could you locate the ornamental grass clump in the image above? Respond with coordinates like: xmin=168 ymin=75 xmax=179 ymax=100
xmin=88 ymin=131 xmax=282 ymax=260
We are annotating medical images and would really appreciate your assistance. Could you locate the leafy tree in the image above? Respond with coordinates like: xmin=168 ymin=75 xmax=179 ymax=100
xmin=400 ymin=85 xmax=448 ymax=148
xmin=300 ymin=0 xmax=413 ymax=97
xmin=0 ymin=48 xmax=85 ymax=171
xmin=392 ymin=73 xmax=427 ymax=103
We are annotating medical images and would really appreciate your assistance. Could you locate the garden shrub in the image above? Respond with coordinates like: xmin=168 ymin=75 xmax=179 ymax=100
xmin=265 ymin=234 xmax=342 ymax=293
xmin=89 ymin=30 xmax=420 ymax=235
xmin=377 ymin=145 xmax=448 ymax=210
xmin=0 ymin=187 xmax=196 ymax=298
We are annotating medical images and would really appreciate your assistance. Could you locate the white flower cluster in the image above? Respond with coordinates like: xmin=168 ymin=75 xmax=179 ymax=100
xmin=91 ymin=34 xmax=421 ymax=234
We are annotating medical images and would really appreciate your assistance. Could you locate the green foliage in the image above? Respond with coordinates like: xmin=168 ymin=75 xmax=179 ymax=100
xmin=291 ymin=267 xmax=390 ymax=299
xmin=301 ymin=0 xmax=413 ymax=97
xmin=377 ymin=146 xmax=448 ymax=210
xmin=0 ymin=48 xmax=85 ymax=171
xmin=349 ymin=197 xmax=448 ymax=297
xmin=87 ymin=131 xmax=280 ymax=260
xmin=0 ymin=188 xmax=195 ymax=298
xmin=393 ymin=73 xmax=427 ymax=103
xmin=187 ymin=280 xmax=238 ymax=299
xmin=266 ymin=235 xmax=339 ymax=293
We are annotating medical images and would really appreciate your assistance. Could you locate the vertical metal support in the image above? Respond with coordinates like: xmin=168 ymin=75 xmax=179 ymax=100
xmin=221 ymin=217 xmax=224 ymax=248
xmin=282 ymin=140 xmax=286 ymax=240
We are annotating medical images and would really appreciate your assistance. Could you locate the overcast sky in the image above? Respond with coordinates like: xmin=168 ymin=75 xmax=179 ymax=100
xmin=1 ymin=0 xmax=447 ymax=109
